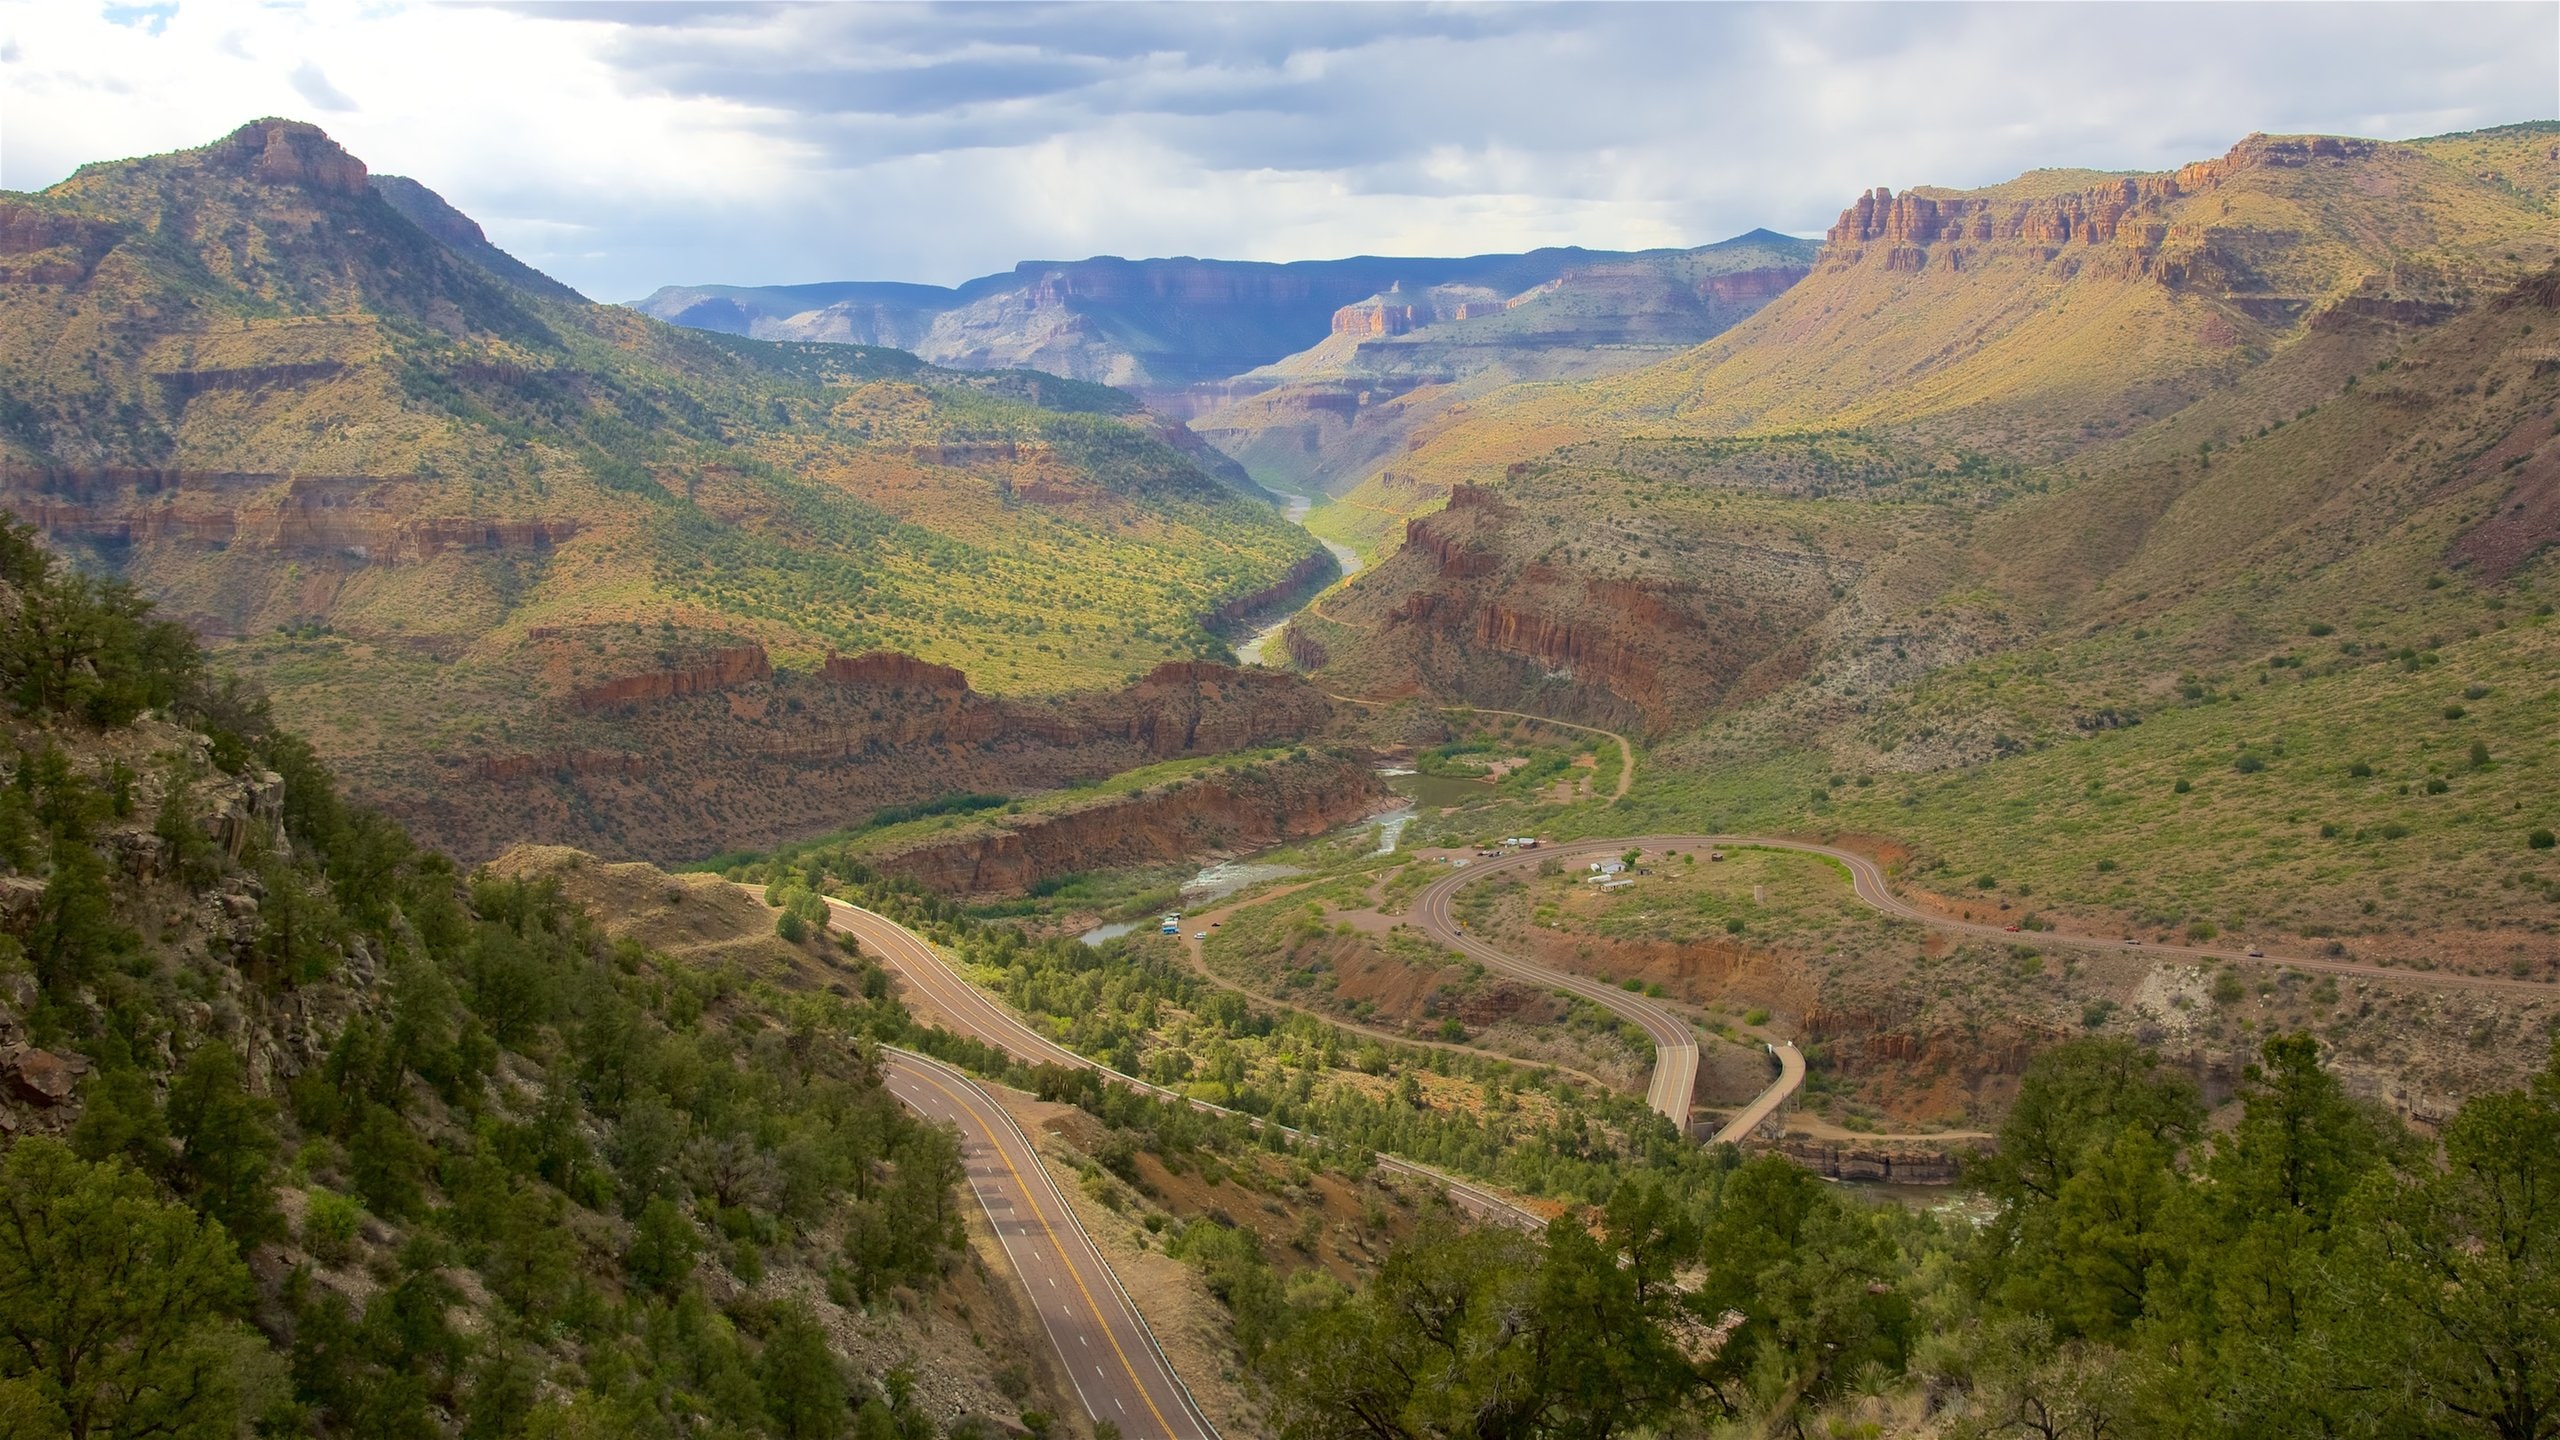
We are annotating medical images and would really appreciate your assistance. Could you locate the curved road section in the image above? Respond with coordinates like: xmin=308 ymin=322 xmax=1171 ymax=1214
xmin=1412 ymin=866 xmax=1702 ymax=1132
xmin=803 ymin=893 xmax=1546 ymax=1231
xmin=1409 ymin=830 xmax=2559 ymax=1150
xmin=883 ymin=1049 xmax=1217 ymax=1440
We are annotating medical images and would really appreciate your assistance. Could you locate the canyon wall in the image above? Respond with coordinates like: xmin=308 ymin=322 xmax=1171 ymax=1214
xmin=1315 ymin=484 xmax=1833 ymax=733
xmin=377 ymin=654 xmax=1342 ymax=864
xmin=0 ymin=465 xmax=580 ymax=568
xmin=864 ymin=749 xmax=1387 ymax=896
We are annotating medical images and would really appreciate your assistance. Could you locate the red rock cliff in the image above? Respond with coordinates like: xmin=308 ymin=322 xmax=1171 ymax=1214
xmin=573 ymin=645 xmax=772 ymax=712
xmin=867 ymin=749 xmax=1386 ymax=896
xmin=215 ymin=119 xmax=370 ymax=196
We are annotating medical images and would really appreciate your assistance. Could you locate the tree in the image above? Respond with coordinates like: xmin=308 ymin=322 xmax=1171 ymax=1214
xmin=1697 ymin=1156 xmax=1911 ymax=1412
xmin=164 ymin=1041 xmax=282 ymax=1247
xmin=627 ymin=1197 xmax=700 ymax=1296
xmin=2343 ymin=1046 xmax=2560 ymax=1440
xmin=1973 ymin=1039 xmax=2203 ymax=1332
xmin=759 ymin=1301 xmax=848 ymax=1440
xmin=0 ymin=1139 xmax=276 ymax=1439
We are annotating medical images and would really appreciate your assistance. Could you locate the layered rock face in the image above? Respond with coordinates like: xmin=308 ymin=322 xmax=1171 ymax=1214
xmin=865 ymin=748 xmax=1386 ymax=896
xmin=215 ymin=117 xmax=371 ymax=195
xmin=379 ymin=654 xmax=1342 ymax=863
xmin=1332 ymin=289 xmax=1513 ymax=337
xmin=1303 ymin=485 xmax=1838 ymax=733
xmin=1821 ymin=133 xmax=2385 ymax=284
xmin=1 ymin=466 xmax=580 ymax=576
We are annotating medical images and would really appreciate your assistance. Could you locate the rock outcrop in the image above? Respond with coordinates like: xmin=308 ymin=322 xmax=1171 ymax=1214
xmin=0 ymin=465 xmax=580 ymax=567
xmin=1822 ymin=133 xmax=2385 ymax=286
xmin=865 ymin=749 xmax=1387 ymax=896
xmin=215 ymin=118 xmax=371 ymax=196
xmin=574 ymin=645 xmax=774 ymax=712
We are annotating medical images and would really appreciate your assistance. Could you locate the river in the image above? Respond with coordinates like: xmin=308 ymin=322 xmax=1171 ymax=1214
xmin=1236 ymin=492 xmax=1362 ymax=666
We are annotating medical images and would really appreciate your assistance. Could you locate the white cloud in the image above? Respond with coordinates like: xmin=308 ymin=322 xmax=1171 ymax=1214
xmin=2 ymin=1 xmax=2551 ymax=299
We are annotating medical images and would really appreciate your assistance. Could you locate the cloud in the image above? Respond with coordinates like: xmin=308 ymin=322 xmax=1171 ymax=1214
xmin=2 ymin=1 xmax=2552 ymax=299
xmin=289 ymin=60 xmax=355 ymax=112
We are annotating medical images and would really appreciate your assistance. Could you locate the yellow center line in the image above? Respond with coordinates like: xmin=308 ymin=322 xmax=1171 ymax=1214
xmin=901 ymin=1062 xmax=1182 ymax=1439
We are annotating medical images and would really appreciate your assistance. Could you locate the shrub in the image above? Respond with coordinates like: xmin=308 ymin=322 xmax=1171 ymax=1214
xmin=1744 ymin=1008 xmax=1771 ymax=1027
xmin=304 ymin=1188 xmax=362 ymax=1265
xmin=2187 ymin=921 xmax=2220 ymax=943
xmin=2095 ymin=858 xmax=2117 ymax=873
xmin=2443 ymin=704 xmax=2467 ymax=720
xmin=1975 ymin=875 xmax=1999 ymax=890
xmin=1724 ymin=917 xmax=1745 ymax=935
xmin=2469 ymin=740 xmax=2491 ymax=768
xmin=2210 ymin=971 xmax=2245 ymax=1005
xmin=2378 ymin=822 xmax=2412 ymax=840
xmin=2463 ymin=683 xmax=2491 ymax=700
xmin=2306 ymin=621 xmax=2335 ymax=637
xmin=2172 ymin=778 xmax=2191 ymax=794
xmin=2531 ymin=829 xmax=2557 ymax=850
xmin=2234 ymin=753 xmax=2267 ymax=774
xmin=2348 ymin=761 xmax=2373 ymax=778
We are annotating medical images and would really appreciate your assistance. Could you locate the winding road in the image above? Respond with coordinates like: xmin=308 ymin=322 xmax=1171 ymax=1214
xmin=1404 ymin=831 xmax=2560 ymax=1149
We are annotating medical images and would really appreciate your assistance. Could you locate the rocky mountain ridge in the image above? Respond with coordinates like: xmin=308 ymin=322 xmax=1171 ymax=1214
xmin=633 ymin=233 xmax=1818 ymax=402
xmin=0 ymin=118 xmax=1333 ymax=866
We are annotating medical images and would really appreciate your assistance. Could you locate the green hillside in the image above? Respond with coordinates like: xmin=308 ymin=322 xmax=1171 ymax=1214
xmin=0 ymin=119 xmax=1329 ymax=846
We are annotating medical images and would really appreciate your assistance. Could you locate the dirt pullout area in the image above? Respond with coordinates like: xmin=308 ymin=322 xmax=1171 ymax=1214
xmin=483 ymin=844 xmax=814 ymax=974
xmin=868 ymin=750 xmax=1390 ymax=897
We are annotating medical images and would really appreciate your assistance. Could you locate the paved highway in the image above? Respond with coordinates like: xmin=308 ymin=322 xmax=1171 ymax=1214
xmin=882 ymin=1049 xmax=1216 ymax=1440
xmin=1412 ymin=860 xmax=1703 ymax=1132
xmin=1708 ymin=1042 xmax=1806 ymax=1146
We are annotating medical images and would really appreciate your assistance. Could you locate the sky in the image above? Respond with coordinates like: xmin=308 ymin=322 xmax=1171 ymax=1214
xmin=4 ymin=2 xmax=2554 ymax=300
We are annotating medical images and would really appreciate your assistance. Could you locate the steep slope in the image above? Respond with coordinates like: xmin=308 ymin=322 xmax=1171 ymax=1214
xmin=1312 ymin=125 xmax=2559 ymax=551
xmin=0 ymin=119 xmax=1333 ymax=856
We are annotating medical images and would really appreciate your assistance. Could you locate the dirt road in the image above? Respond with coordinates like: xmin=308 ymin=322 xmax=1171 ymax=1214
xmin=1408 ymin=863 xmax=1702 ymax=1132
xmin=882 ymin=1049 xmax=1218 ymax=1440
xmin=1408 ymin=831 xmax=2560 ymax=1154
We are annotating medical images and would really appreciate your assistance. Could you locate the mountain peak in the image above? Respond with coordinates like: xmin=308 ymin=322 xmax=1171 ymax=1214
xmin=212 ymin=117 xmax=369 ymax=195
